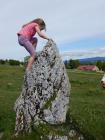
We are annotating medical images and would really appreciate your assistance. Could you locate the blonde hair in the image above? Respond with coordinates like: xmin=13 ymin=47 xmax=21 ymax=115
xmin=22 ymin=18 xmax=46 ymax=31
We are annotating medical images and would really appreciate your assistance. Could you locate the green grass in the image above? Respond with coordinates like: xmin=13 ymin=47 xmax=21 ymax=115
xmin=67 ymin=69 xmax=105 ymax=140
xmin=0 ymin=65 xmax=24 ymax=139
xmin=0 ymin=66 xmax=105 ymax=139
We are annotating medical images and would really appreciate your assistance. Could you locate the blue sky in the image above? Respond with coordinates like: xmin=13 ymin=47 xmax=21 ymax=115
xmin=59 ymin=36 xmax=105 ymax=52
xmin=0 ymin=0 xmax=105 ymax=60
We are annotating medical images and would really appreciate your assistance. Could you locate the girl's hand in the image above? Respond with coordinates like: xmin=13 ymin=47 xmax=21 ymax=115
xmin=35 ymin=25 xmax=49 ymax=40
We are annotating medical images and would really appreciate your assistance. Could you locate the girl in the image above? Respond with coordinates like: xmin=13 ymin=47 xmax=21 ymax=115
xmin=17 ymin=18 xmax=50 ymax=71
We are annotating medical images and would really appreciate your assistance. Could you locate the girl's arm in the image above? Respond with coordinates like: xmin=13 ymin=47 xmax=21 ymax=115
xmin=35 ymin=26 xmax=50 ymax=40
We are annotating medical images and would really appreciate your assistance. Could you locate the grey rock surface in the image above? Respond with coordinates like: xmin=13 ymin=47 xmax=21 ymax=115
xmin=48 ymin=135 xmax=68 ymax=140
xmin=14 ymin=40 xmax=70 ymax=135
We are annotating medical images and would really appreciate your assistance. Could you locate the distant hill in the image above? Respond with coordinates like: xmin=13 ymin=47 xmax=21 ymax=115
xmin=79 ymin=57 xmax=105 ymax=64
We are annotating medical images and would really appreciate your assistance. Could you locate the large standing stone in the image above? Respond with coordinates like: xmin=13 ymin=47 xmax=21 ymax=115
xmin=14 ymin=40 xmax=70 ymax=135
xmin=48 ymin=135 xmax=68 ymax=140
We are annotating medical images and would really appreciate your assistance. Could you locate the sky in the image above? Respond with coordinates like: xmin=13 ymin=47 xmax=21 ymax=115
xmin=0 ymin=0 xmax=105 ymax=61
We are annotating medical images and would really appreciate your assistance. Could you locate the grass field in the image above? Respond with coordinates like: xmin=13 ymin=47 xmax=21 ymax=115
xmin=67 ymin=69 xmax=105 ymax=140
xmin=0 ymin=65 xmax=105 ymax=140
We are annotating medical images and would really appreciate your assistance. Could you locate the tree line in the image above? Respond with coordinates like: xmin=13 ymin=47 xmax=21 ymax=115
xmin=0 ymin=59 xmax=24 ymax=66
xmin=1 ymin=58 xmax=105 ymax=71
xmin=64 ymin=59 xmax=80 ymax=69
xmin=64 ymin=59 xmax=105 ymax=71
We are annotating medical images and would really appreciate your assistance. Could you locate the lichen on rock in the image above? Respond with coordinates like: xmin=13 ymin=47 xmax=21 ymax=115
xmin=14 ymin=40 xmax=71 ymax=135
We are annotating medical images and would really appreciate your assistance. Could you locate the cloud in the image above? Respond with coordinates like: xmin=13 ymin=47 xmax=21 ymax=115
xmin=0 ymin=0 xmax=105 ymax=60
xmin=61 ymin=46 xmax=105 ymax=60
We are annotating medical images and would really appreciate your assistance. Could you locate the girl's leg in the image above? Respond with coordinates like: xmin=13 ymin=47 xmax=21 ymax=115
xmin=18 ymin=35 xmax=37 ymax=71
xmin=30 ymin=37 xmax=38 ymax=50
xmin=25 ymin=42 xmax=35 ymax=71
xmin=26 ymin=37 xmax=38 ymax=71
xmin=26 ymin=56 xmax=35 ymax=71
xmin=18 ymin=36 xmax=35 ymax=70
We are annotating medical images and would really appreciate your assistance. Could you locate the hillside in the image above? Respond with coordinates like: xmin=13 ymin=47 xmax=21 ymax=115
xmin=79 ymin=57 xmax=105 ymax=64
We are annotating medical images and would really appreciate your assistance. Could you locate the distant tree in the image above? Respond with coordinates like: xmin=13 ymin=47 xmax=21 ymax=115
xmin=102 ymin=61 xmax=105 ymax=71
xmin=68 ymin=59 xmax=73 ymax=69
xmin=68 ymin=59 xmax=80 ymax=69
xmin=24 ymin=56 xmax=29 ymax=63
xmin=24 ymin=56 xmax=29 ymax=67
xmin=0 ymin=59 xmax=5 ymax=64
xmin=96 ymin=61 xmax=103 ymax=70
xmin=74 ymin=60 xmax=80 ymax=68
xmin=5 ymin=59 xmax=9 ymax=64
xmin=20 ymin=61 xmax=24 ymax=65
xmin=9 ymin=59 xmax=20 ymax=65
xmin=64 ymin=60 xmax=70 ymax=69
